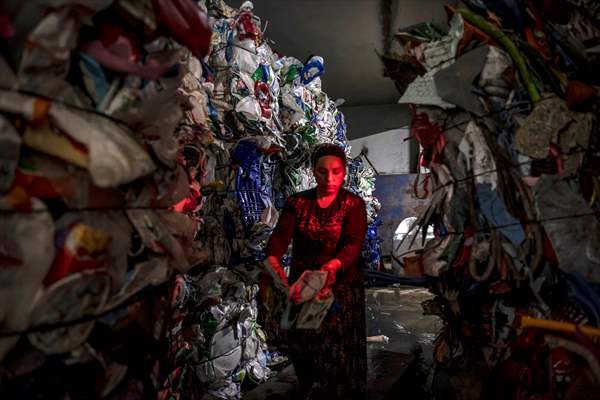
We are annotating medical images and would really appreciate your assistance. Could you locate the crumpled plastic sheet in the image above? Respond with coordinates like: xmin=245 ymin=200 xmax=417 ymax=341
xmin=398 ymin=73 xmax=457 ymax=109
xmin=459 ymin=121 xmax=498 ymax=190
xmin=0 ymin=199 xmax=54 ymax=361
xmin=28 ymin=270 xmax=111 ymax=355
xmin=300 ymin=55 xmax=324 ymax=85
xmin=434 ymin=45 xmax=489 ymax=115
xmin=0 ymin=115 xmax=21 ymax=191
xmin=416 ymin=13 xmax=464 ymax=73
xmin=398 ymin=14 xmax=464 ymax=108
xmin=476 ymin=183 xmax=526 ymax=247
xmin=17 ymin=3 xmax=113 ymax=103
xmin=478 ymin=46 xmax=513 ymax=107
xmin=533 ymin=175 xmax=600 ymax=283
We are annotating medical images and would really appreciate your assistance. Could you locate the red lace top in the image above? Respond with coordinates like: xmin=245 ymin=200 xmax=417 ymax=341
xmin=266 ymin=188 xmax=367 ymax=285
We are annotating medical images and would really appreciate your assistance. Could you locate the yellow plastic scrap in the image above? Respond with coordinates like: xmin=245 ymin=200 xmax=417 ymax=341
xmin=519 ymin=315 xmax=600 ymax=337
xmin=23 ymin=121 xmax=90 ymax=169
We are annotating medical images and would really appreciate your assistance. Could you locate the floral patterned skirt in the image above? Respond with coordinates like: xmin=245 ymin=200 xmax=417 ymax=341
xmin=288 ymin=281 xmax=367 ymax=399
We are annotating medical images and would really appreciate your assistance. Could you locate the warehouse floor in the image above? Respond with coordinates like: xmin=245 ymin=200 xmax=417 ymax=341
xmin=244 ymin=286 xmax=442 ymax=400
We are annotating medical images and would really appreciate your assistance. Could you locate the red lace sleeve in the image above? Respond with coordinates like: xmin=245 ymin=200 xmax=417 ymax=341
xmin=266 ymin=196 xmax=296 ymax=261
xmin=335 ymin=197 xmax=367 ymax=271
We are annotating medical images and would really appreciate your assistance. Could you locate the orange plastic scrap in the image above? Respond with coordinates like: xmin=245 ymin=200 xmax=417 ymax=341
xmin=522 ymin=3 xmax=553 ymax=60
xmin=32 ymin=98 xmax=51 ymax=126
xmin=5 ymin=186 xmax=33 ymax=212
xmin=518 ymin=315 xmax=600 ymax=337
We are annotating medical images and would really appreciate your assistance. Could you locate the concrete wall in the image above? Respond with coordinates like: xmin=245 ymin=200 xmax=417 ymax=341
xmin=341 ymin=103 xmax=412 ymax=140
xmin=349 ymin=128 xmax=417 ymax=175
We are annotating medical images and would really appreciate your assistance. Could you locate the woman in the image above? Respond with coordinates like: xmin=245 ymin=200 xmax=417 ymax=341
xmin=264 ymin=143 xmax=368 ymax=399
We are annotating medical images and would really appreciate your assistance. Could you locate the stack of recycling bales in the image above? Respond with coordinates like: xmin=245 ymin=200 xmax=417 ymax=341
xmin=0 ymin=1 xmax=380 ymax=399
xmin=384 ymin=1 xmax=600 ymax=398
xmin=0 ymin=0 xmax=220 ymax=398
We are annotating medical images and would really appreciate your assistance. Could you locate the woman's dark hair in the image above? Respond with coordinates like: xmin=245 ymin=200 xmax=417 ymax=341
xmin=311 ymin=143 xmax=347 ymax=168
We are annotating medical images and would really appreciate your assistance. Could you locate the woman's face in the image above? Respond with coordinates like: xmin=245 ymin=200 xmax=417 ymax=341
xmin=314 ymin=155 xmax=346 ymax=195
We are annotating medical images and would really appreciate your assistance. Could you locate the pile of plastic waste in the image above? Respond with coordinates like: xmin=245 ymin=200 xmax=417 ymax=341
xmin=0 ymin=0 xmax=215 ymax=398
xmin=384 ymin=0 xmax=600 ymax=398
xmin=200 ymin=0 xmax=381 ymax=270
xmin=0 ymin=0 xmax=380 ymax=399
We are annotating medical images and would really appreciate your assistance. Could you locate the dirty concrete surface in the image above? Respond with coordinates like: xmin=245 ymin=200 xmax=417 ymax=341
xmin=243 ymin=286 xmax=442 ymax=400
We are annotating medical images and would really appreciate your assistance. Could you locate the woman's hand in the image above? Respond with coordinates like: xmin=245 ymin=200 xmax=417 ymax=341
xmin=317 ymin=258 xmax=341 ymax=299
